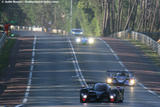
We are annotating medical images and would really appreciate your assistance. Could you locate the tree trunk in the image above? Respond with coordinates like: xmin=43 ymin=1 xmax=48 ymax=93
xmin=124 ymin=0 xmax=137 ymax=30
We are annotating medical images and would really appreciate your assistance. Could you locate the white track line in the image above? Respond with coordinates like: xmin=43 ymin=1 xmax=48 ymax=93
xmin=68 ymin=38 xmax=88 ymax=88
xmin=98 ymin=37 xmax=159 ymax=98
xmin=98 ymin=38 xmax=127 ymax=71
xmin=15 ymin=36 xmax=37 ymax=107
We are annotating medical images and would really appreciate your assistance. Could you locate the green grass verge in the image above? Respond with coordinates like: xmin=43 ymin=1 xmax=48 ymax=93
xmin=129 ymin=40 xmax=160 ymax=66
xmin=0 ymin=38 xmax=16 ymax=73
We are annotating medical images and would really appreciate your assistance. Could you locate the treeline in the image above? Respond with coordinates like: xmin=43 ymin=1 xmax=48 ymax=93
xmin=72 ymin=0 xmax=160 ymax=36
xmin=0 ymin=0 xmax=160 ymax=36
xmin=0 ymin=0 xmax=69 ymax=30
xmin=0 ymin=3 xmax=25 ymax=25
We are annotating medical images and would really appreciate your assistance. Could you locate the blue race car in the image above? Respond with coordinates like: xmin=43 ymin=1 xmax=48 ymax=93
xmin=75 ymin=36 xmax=95 ymax=45
xmin=106 ymin=71 xmax=136 ymax=86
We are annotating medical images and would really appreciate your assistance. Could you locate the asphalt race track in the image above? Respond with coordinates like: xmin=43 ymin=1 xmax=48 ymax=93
xmin=12 ymin=32 xmax=160 ymax=107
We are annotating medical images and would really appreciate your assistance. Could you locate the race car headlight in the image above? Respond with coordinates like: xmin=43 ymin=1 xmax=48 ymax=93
xmin=83 ymin=95 xmax=87 ymax=99
xmin=88 ymin=38 xmax=94 ymax=44
xmin=110 ymin=95 xmax=114 ymax=99
xmin=76 ymin=37 xmax=81 ymax=43
xmin=80 ymin=32 xmax=83 ymax=34
xmin=72 ymin=32 xmax=75 ymax=34
xmin=129 ymin=79 xmax=135 ymax=85
xmin=106 ymin=78 xmax=112 ymax=84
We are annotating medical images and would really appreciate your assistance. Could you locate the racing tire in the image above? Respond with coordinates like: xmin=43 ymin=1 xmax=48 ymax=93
xmin=112 ymin=89 xmax=124 ymax=103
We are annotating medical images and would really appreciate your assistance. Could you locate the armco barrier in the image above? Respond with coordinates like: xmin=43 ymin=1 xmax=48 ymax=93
xmin=110 ymin=30 xmax=160 ymax=56
xmin=11 ymin=25 xmax=67 ymax=35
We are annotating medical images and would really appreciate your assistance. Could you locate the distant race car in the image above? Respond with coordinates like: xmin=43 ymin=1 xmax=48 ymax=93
xmin=106 ymin=71 xmax=136 ymax=86
xmin=71 ymin=28 xmax=83 ymax=36
xmin=75 ymin=36 xmax=95 ymax=45
xmin=80 ymin=83 xmax=124 ymax=103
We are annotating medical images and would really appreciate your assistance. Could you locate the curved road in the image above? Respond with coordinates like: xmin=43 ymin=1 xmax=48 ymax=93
xmin=14 ymin=32 xmax=160 ymax=107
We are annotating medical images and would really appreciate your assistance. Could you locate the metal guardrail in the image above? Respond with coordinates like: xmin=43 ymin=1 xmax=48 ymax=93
xmin=0 ymin=33 xmax=7 ymax=50
xmin=10 ymin=25 xmax=67 ymax=35
xmin=110 ymin=30 xmax=160 ymax=56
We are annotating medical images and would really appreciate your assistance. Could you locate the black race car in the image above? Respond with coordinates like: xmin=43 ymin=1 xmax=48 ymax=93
xmin=106 ymin=71 xmax=136 ymax=86
xmin=80 ymin=83 xmax=124 ymax=103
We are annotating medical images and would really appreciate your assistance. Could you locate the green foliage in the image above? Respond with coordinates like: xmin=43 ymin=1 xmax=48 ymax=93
xmin=74 ymin=0 xmax=101 ymax=36
xmin=0 ymin=39 xmax=15 ymax=73
xmin=0 ymin=0 xmax=70 ymax=31
xmin=1 ymin=0 xmax=160 ymax=35
xmin=78 ymin=0 xmax=89 ymax=9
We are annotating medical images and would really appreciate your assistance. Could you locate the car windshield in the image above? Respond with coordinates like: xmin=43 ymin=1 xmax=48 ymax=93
xmin=94 ymin=83 xmax=109 ymax=91
xmin=109 ymin=71 xmax=129 ymax=77
xmin=72 ymin=29 xmax=82 ymax=32
xmin=117 ymin=73 xmax=126 ymax=76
